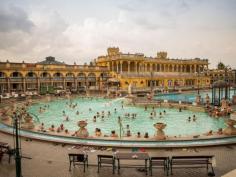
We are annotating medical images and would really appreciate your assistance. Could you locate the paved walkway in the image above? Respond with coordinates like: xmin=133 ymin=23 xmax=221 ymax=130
xmin=0 ymin=132 xmax=236 ymax=177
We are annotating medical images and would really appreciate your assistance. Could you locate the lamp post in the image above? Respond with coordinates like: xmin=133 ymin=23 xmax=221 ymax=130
xmin=224 ymin=66 xmax=231 ymax=100
xmin=195 ymin=71 xmax=200 ymax=95
xmin=118 ymin=116 xmax=122 ymax=139
xmin=13 ymin=111 xmax=22 ymax=177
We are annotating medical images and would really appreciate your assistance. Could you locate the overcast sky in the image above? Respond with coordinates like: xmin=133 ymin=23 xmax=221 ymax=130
xmin=0 ymin=0 xmax=235 ymax=68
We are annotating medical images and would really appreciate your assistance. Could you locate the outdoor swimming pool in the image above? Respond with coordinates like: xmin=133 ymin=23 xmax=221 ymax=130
xmin=27 ymin=97 xmax=226 ymax=137
xmin=154 ymin=90 xmax=235 ymax=103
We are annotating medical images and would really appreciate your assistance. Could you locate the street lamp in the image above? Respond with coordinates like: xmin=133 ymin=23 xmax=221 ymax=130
xmin=118 ymin=116 xmax=123 ymax=139
xmin=195 ymin=71 xmax=200 ymax=95
xmin=224 ymin=66 xmax=231 ymax=100
xmin=12 ymin=111 xmax=22 ymax=177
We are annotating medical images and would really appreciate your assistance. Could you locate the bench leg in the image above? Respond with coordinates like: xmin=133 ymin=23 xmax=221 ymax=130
xmin=113 ymin=161 xmax=115 ymax=174
xmin=69 ymin=161 xmax=72 ymax=171
xmin=166 ymin=162 xmax=169 ymax=176
xmin=210 ymin=164 xmax=215 ymax=176
xmin=118 ymin=159 xmax=120 ymax=174
xmin=145 ymin=159 xmax=148 ymax=175
xmin=149 ymin=163 xmax=152 ymax=176
xmin=97 ymin=161 xmax=100 ymax=173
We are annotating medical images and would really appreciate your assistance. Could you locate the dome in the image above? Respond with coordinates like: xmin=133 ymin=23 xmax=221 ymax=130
xmin=212 ymin=80 xmax=228 ymax=88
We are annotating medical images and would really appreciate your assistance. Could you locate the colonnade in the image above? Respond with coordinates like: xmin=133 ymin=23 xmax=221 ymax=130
xmin=108 ymin=61 xmax=207 ymax=73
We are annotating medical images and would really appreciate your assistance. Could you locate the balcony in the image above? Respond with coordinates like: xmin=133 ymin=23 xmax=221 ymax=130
xmin=77 ymin=77 xmax=86 ymax=81
xmin=10 ymin=77 xmax=23 ymax=82
xmin=53 ymin=77 xmax=64 ymax=81
xmin=40 ymin=77 xmax=51 ymax=82
xmin=26 ymin=78 xmax=37 ymax=82
xmin=65 ymin=77 xmax=74 ymax=81
xmin=87 ymin=78 xmax=96 ymax=82
xmin=0 ymin=78 xmax=7 ymax=83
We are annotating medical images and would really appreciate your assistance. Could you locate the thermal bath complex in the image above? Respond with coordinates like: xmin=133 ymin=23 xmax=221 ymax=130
xmin=0 ymin=47 xmax=236 ymax=147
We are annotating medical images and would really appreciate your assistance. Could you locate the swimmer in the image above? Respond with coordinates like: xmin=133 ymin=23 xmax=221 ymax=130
xmin=65 ymin=116 xmax=69 ymax=121
xmin=163 ymin=110 xmax=166 ymax=114
xmin=39 ymin=123 xmax=44 ymax=131
xmin=49 ymin=124 xmax=55 ymax=132
xmin=179 ymin=108 xmax=182 ymax=112
xmin=76 ymin=111 xmax=79 ymax=115
xmin=137 ymin=132 xmax=141 ymax=138
xmin=193 ymin=115 xmax=196 ymax=122
xmin=107 ymin=111 xmax=111 ymax=116
xmin=131 ymin=113 xmax=135 ymax=119
xmin=60 ymin=124 xmax=64 ymax=131
xmin=159 ymin=112 xmax=163 ymax=118
xmin=89 ymin=108 xmax=92 ymax=112
xmin=95 ymin=128 xmax=102 ymax=137
xmin=144 ymin=132 xmax=149 ymax=138
xmin=217 ymin=128 xmax=223 ymax=135
xmin=150 ymin=112 xmax=153 ymax=119
xmin=126 ymin=130 xmax=131 ymax=137
xmin=114 ymin=108 xmax=117 ymax=113
xmin=153 ymin=111 xmax=156 ymax=117
xmin=65 ymin=129 xmax=69 ymax=134
xmin=93 ymin=116 xmax=96 ymax=122
xmin=206 ymin=130 xmax=213 ymax=136
xmin=56 ymin=127 xmax=61 ymax=133
xmin=110 ymin=130 xmax=118 ymax=137
xmin=188 ymin=117 xmax=191 ymax=122
xmin=145 ymin=106 xmax=147 ymax=111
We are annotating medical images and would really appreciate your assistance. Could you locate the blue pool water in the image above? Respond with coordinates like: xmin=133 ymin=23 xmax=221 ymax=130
xmin=154 ymin=90 xmax=235 ymax=103
xmin=27 ymin=97 xmax=227 ymax=137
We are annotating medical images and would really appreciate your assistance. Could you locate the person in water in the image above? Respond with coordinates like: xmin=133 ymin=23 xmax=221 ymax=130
xmin=93 ymin=116 xmax=96 ymax=122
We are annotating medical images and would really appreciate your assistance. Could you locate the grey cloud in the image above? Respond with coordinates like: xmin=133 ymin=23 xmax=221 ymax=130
xmin=0 ymin=3 xmax=34 ymax=33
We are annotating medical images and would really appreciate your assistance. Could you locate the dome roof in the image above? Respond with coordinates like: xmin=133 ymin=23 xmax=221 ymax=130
xmin=212 ymin=80 xmax=228 ymax=88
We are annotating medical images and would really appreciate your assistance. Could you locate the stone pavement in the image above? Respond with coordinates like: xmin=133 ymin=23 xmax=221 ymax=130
xmin=0 ymin=132 xmax=236 ymax=177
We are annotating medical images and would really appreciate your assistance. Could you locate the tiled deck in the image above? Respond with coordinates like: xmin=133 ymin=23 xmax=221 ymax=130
xmin=0 ymin=132 xmax=235 ymax=177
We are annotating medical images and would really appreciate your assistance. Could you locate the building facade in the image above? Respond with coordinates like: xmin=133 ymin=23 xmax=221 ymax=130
xmin=0 ymin=57 xmax=110 ymax=94
xmin=1 ymin=47 xmax=234 ymax=95
xmin=96 ymin=47 xmax=210 ymax=90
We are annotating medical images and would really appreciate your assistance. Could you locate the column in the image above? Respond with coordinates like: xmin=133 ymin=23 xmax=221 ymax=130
xmin=128 ymin=61 xmax=130 ymax=73
xmin=7 ymin=77 xmax=10 ymax=93
xmin=194 ymin=65 xmax=197 ymax=73
xmin=74 ymin=77 xmax=77 ymax=90
xmin=111 ymin=62 xmax=113 ymax=72
xmin=108 ymin=62 xmax=110 ymax=71
xmin=63 ymin=77 xmax=66 ymax=90
xmin=149 ymin=64 xmax=152 ymax=72
xmin=135 ymin=62 xmax=137 ymax=72
xmin=37 ymin=77 xmax=40 ymax=92
xmin=23 ymin=77 xmax=26 ymax=93
xmin=116 ymin=62 xmax=119 ymax=73
xmin=120 ymin=61 xmax=123 ymax=73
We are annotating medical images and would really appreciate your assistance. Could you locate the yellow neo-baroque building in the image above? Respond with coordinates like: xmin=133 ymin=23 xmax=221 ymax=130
xmin=0 ymin=56 xmax=110 ymax=94
xmin=96 ymin=47 xmax=210 ymax=90
xmin=0 ymin=47 xmax=212 ymax=95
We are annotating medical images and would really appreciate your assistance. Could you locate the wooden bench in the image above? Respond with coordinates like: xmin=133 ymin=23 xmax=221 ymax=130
xmin=97 ymin=155 xmax=116 ymax=174
xmin=149 ymin=156 xmax=169 ymax=176
xmin=170 ymin=155 xmax=215 ymax=176
xmin=68 ymin=153 xmax=88 ymax=172
xmin=0 ymin=142 xmax=15 ymax=163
